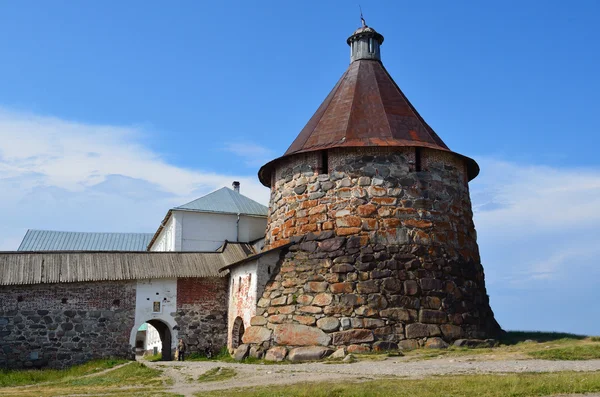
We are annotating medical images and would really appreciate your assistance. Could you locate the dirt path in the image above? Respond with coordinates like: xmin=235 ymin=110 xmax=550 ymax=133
xmin=146 ymin=356 xmax=600 ymax=397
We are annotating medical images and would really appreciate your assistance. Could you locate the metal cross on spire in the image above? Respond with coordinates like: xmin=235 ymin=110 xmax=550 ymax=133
xmin=359 ymin=5 xmax=366 ymax=27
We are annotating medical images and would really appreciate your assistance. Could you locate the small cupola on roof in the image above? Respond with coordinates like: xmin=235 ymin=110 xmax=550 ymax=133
xmin=347 ymin=19 xmax=384 ymax=62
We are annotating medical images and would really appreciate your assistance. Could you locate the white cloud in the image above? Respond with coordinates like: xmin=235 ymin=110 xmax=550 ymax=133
xmin=224 ymin=142 xmax=275 ymax=167
xmin=0 ymin=108 xmax=270 ymax=250
xmin=471 ymin=157 xmax=600 ymax=334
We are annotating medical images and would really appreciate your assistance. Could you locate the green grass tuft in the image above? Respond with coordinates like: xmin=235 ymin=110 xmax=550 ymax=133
xmin=196 ymin=371 xmax=600 ymax=397
xmin=67 ymin=362 xmax=163 ymax=387
xmin=145 ymin=352 xmax=163 ymax=362
xmin=529 ymin=344 xmax=600 ymax=360
xmin=0 ymin=358 xmax=126 ymax=387
xmin=197 ymin=367 xmax=236 ymax=382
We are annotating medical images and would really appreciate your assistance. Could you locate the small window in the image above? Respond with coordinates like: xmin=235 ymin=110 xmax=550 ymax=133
xmin=152 ymin=301 xmax=161 ymax=313
xmin=415 ymin=147 xmax=422 ymax=172
xmin=369 ymin=38 xmax=374 ymax=53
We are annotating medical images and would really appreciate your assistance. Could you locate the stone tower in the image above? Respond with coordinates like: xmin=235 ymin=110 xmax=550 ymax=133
xmin=249 ymin=23 xmax=501 ymax=355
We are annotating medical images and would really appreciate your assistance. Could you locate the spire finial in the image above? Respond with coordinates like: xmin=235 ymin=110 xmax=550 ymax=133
xmin=359 ymin=5 xmax=366 ymax=27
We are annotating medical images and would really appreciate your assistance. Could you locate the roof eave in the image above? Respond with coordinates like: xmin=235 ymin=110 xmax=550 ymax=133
xmin=258 ymin=145 xmax=480 ymax=187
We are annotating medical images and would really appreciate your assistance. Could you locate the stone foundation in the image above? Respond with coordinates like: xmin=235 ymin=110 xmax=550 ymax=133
xmin=244 ymin=147 xmax=500 ymax=357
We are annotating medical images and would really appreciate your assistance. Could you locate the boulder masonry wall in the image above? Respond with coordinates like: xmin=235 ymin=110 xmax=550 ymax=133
xmin=0 ymin=281 xmax=135 ymax=369
xmin=243 ymin=147 xmax=501 ymax=359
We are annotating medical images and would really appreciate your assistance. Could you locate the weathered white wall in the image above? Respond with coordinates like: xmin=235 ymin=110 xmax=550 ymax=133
xmin=150 ymin=213 xmax=182 ymax=252
xmin=180 ymin=212 xmax=237 ymax=251
xmin=226 ymin=250 xmax=280 ymax=348
xmin=238 ymin=216 xmax=268 ymax=244
xmin=129 ymin=279 xmax=178 ymax=351
xmin=180 ymin=211 xmax=267 ymax=251
xmin=227 ymin=260 xmax=257 ymax=349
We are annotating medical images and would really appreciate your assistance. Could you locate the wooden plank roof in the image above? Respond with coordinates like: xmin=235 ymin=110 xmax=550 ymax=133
xmin=0 ymin=242 xmax=254 ymax=286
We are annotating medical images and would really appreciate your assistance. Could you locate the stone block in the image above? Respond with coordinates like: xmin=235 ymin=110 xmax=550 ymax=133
xmin=299 ymin=306 xmax=322 ymax=314
xmin=330 ymin=282 xmax=354 ymax=294
xmin=398 ymin=339 xmax=419 ymax=351
xmin=288 ymin=346 xmax=334 ymax=362
xmin=381 ymin=278 xmax=403 ymax=293
xmin=403 ymin=280 xmax=419 ymax=295
xmin=356 ymin=280 xmax=379 ymax=294
xmin=420 ymin=278 xmax=443 ymax=291
xmin=380 ymin=308 xmax=414 ymax=322
xmin=313 ymin=293 xmax=333 ymax=307
xmin=242 ymin=326 xmax=273 ymax=344
xmin=336 ymin=216 xmax=361 ymax=228
xmin=297 ymin=295 xmax=313 ymax=305
xmin=425 ymin=337 xmax=449 ymax=349
xmin=305 ymin=282 xmax=329 ymax=293
xmin=316 ymin=317 xmax=340 ymax=332
xmin=331 ymin=264 xmax=355 ymax=273
xmin=440 ymin=324 xmax=463 ymax=340
xmin=332 ymin=329 xmax=374 ymax=345
xmin=271 ymin=296 xmax=287 ymax=306
xmin=373 ymin=341 xmax=399 ymax=352
xmin=405 ymin=323 xmax=441 ymax=339
xmin=233 ymin=344 xmax=250 ymax=361
xmin=347 ymin=344 xmax=370 ymax=354
xmin=357 ymin=204 xmax=377 ymax=216
xmin=367 ymin=294 xmax=387 ymax=309
xmin=337 ymin=227 xmax=361 ymax=236
xmin=294 ymin=315 xmax=316 ymax=326
xmin=318 ymin=238 xmax=346 ymax=252
xmin=265 ymin=346 xmax=287 ymax=362
xmin=273 ymin=324 xmax=331 ymax=346
xmin=419 ymin=310 xmax=447 ymax=324
xmin=268 ymin=315 xmax=287 ymax=324
xmin=330 ymin=347 xmax=346 ymax=359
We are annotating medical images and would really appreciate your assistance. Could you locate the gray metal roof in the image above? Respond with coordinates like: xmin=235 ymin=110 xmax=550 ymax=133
xmin=0 ymin=242 xmax=255 ymax=285
xmin=174 ymin=187 xmax=268 ymax=217
xmin=18 ymin=230 xmax=154 ymax=252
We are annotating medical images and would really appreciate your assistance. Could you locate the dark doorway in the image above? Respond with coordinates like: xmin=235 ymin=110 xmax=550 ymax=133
xmin=231 ymin=317 xmax=245 ymax=349
xmin=147 ymin=319 xmax=173 ymax=361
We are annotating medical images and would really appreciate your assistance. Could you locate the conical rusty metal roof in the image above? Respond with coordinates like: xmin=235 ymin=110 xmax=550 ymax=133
xmin=284 ymin=59 xmax=451 ymax=156
xmin=258 ymin=27 xmax=479 ymax=187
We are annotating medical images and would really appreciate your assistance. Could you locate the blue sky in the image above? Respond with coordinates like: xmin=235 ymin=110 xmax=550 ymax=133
xmin=0 ymin=1 xmax=599 ymax=335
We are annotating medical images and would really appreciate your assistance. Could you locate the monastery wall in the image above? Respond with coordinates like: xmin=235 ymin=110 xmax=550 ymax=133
xmin=175 ymin=277 xmax=229 ymax=355
xmin=0 ymin=281 xmax=135 ymax=369
xmin=242 ymin=148 xmax=500 ymax=359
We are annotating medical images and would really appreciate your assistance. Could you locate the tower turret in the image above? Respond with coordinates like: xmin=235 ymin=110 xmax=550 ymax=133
xmin=244 ymin=23 xmax=500 ymax=357
xmin=347 ymin=22 xmax=384 ymax=63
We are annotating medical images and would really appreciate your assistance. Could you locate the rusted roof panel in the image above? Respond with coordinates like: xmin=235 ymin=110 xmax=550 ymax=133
xmin=283 ymin=60 xmax=452 ymax=156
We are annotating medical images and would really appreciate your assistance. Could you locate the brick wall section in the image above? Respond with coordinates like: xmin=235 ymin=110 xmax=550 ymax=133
xmin=0 ymin=281 xmax=135 ymax=369
xmin=175 ymin=277 xmax=229 ymax=355
xmin=243 ymin=147 xmax=500 ymax=355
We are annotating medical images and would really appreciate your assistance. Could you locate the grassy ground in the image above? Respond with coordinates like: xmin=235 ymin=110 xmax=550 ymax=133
xmin=0 ymin=358 xmax=126 ymax=387
xmin=0 ymin=361 xmax=176 ymax=397
xmin=530 ymin=345 xmax=600 ymax=360
xmin=389 ymin=331 xmax=600 ymax=362
xmin=197 ymin=371 xmax=600 ymax=397
xmin=197 ymin=366 xmax=237 ymax=382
